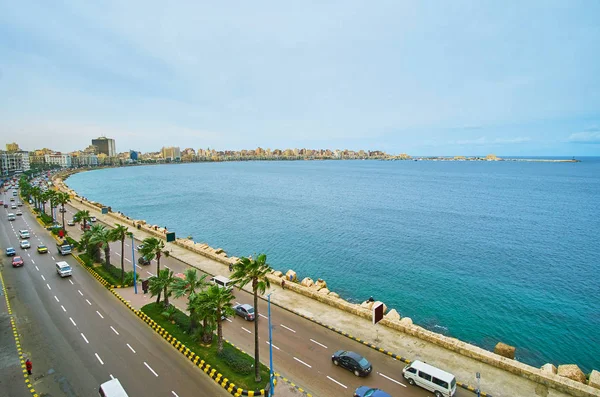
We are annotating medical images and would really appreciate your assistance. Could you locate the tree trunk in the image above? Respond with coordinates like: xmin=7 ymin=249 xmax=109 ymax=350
xmin=120 ymin=238 xmax=125 ymax=285
xmin=61 ymin=205 xmax=65 ymax=229
xmin=104 ymin=244 xmax=111 ymax=269
xmin=163 ymin=286 xmax=169 ymax=307
xmin=189 ymin=308 xmax=197 ymax=333
xmin=155 ymin=290 xmax=161 ymax=304
xmin=156 ymin=252 xmax=161 ymax=275
xmin=253 ymin=280 xmax=261 ymax=382
xmin=217 ymin=313 xmax=224 ymax=353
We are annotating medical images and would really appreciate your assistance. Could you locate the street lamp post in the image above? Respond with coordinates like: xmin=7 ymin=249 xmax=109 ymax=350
xmin=267 ymin=292 xmax=274 ymax=396
xmin=476 ymin=372 xmax=481 ymax=397
xmin=131 ymin=234 xmax=137 ymax=294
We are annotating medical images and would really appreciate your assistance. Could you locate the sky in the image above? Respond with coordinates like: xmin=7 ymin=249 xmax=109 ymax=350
xmin=1 ymin=1 xmax=599 ymax=156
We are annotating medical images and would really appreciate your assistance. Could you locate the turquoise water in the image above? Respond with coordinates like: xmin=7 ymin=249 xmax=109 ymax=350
xmin=67 ymin=159 xmax=600 ymax=372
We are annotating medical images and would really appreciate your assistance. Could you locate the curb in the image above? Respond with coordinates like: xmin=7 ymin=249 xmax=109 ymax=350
xmin=0 ymin=271 xmax=39 ymax=397
xmin=108 ymin=289 xmax=274 ymax=396
xmin=274 ymin=373 xmax=313 ymax=397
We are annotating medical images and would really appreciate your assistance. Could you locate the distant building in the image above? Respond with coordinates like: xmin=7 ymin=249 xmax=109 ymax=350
xmin=44 ymin=153 xmax=72 ymax=168
xmin=0 ymin=151 xmax=30 ymax=175
xmin=161 ymin=146 xmax=181 ymax=162
xmin=6 ymin=142 xmax=20 ymax=152
xmin=71 ymin=152 xmax=98 ymax=167
xmin=92 ymin=137 xmax=116 ymax=157
xmin=129 ymin=150 xmax=139 ymax=161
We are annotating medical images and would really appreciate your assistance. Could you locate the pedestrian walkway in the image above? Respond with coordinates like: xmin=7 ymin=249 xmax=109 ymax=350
xmin=68 ymin=198 xmax=580 ymax=397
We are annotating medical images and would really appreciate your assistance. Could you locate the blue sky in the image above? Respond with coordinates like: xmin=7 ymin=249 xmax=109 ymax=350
xmin=1 ymin=1 xmax=599 ymax=156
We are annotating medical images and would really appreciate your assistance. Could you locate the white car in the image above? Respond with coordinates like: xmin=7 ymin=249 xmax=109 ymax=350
xmin=20 ymin=240 xmax=31 ymax=249
xmin=90 ymin=216 xmax=97 ymax=222
xmin=67 ymin=219 xmax=75 ymax=226
xmin=16 ymin=210 xmax=23 ymax=216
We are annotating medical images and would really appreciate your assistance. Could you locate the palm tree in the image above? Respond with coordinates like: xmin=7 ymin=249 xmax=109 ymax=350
xmin=56 ymin=192 xmax=71 ymax=230
xmin=30 ymin=186 xmax=41 ymax=210
xmin=40 ymin=190 xmax=53 ymax=215
xmin=49 ymin=191 xmax=59 ymax=222
xmin=171 ymin=269 xmax=209 ymax=332
xmin=205 ymin=285 xmax=234 ymax=353
xmin=110 ymin=224 xmax=130 ymax=285
xmin=148 ymin=269 xmax=176 ymax=306
xmin=231 ymin=253 xmax=272 ymax=382
xmin=139 ymin=237 xmax=169 ymax=275
xmin=79 ymin=228 xmax=102 ymax=263
xmin=74 ymin=210 xmax=91 ymax=231
xmin=89 ymin=224 xmax=114 ymax=269
xmin=189 ymin=291 xmax=216 ymax=344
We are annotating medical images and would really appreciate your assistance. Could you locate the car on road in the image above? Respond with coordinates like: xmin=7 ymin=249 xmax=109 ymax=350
xmin=19 ymin=230 xmax=30 ymax=239
xmin=20 ymin=240 xmax=31 ymax=249
xmin=3 ymin=203 xmax=8 ymax=208
xmin=17 ymin=201 xmax=23 ymax=206
xmin=331 ymin=350 xmax=372 ymax=377
xmin=354 ymin=387 xmax=392 ymax=397
xmin=37 ymin=245 xmax=48 ymax=254
xmin=233 ymin=304 xmax=255 ymax=321
xmin=67 ymin=219 xmax=75 ymax=226
xmin=136 ymin=244 xmax=144 ymax=252
xmin=138 ymin=256 xmax=151 ymax=266
xmin=11 ymin=204 xmax=17 ymax=209
xmin=46 ymin=223 xmax=61 ymax=231
xmin=10 ymin=197 xmax=15 ymax=201
xmin=16 ymin=210 xmax=23 ymax=216
xmin=7 ymin=213 xmax=16 ymax=221
xmin=6 ymin=247 xmax=16 ymax=256
xmin=59 ymin=207 xmax=66 ymax=212
xmin=90 ymin=216 xmax=97 ymax=222
xmin=12 ymin=256 xmax=24 ymax=267
xmin=81 ymin=223 xmax=91 ymax=231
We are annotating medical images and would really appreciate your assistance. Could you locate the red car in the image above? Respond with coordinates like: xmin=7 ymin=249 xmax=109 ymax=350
xmin=12 ymin=256 xmax=24 ymax=267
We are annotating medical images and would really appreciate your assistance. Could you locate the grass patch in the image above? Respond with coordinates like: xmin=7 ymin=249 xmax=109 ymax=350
xmin=38 ymin=212 xmax=54 ymax=225
xmin=77 ymin=253 xmax=133 ymax=286
xmin=141 ymin=302 xmax=270 ymax=391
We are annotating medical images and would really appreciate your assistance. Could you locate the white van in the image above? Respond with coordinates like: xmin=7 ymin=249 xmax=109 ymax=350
xmin=99 ymin=378 xmax=129 ymax=397
xmin=211 ymin=275 xmax=234 ymax=290
xmin=403 ymin=360 xmax=457 ymax=397
xmin=56 ymin=261 xmax=72 ymax=277
xmin=19 ymin=230 xmax=30 ymax=239
xmin=7 ymin=213 xmax=16 ymax=221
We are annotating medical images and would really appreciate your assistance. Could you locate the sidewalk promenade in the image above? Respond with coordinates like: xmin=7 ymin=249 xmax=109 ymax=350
xmin=64 ymin=194 xmax=592 ymax=397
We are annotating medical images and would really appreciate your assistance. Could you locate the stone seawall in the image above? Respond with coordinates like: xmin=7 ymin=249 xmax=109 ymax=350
xmin=54 ymin=171 xmax=600 ymax=397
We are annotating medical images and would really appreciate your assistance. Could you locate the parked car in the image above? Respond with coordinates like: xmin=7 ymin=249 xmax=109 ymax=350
xmin=20 ymin=240 xmax=31 ymax=249
xmin=233 ymin=304 xmax=255 ymax=321
xmin=89 ymin=216 xmax=97 ymax=222
xmin=67 ymin=219 xmax=75 ymax=226
xmin=81 ymin=223 xmax=91 ymax=231
xmin=136 ymin=244 xmax=144 ymax=252
xmin=331 ymin=350 xmax=372 ymax=377
xmin=6 ymin=247 xmax=16 ymax=256
xmin=12 ymin=256 xmax=24 ymax=267
xmin=59 ymin=207 xmax=66 ymax=212
xmin=37 ymin=245 xmax=48 ymax=254
xmin=138 ymin=256 xmax=151 ymax=266
xmin=354 ymin=387 xmax=392 ymax=397
xmin=46 ymin=224 xmax=61 ymax=231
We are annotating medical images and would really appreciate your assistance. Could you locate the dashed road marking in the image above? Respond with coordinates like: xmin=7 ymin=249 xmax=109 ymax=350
xmin=225 ymin=318 xmax=232 ymax=323
xmin=171 ymin=392 xmax=179 ymax=397
xmin=95 ymin=353 xmax=104 ymax=365
xmin=41 ymin=275 xmax=46 ymax=281
xmin=47 ymin=283 xmax=51 ymax=290
xmin=86 ymin=299 xmax=92 ymax=305
xmin=51 ymin=256 xmax=56 ymax=260
xmin=115 ymin=252 xmax=121 ymax=256
xmin=31 ymin=259 xmax=35 ymax=264
xmin=147 ymin=271 xmax=154 ymax=277
xmin=110 ymin=326 xmax=119 ymax=335
xmin=78 ymin=290 xmax=83 ymax=296
xmin=70 ymin=317 xmax=77 ymax=327
xmin=293 ymin=357 xmax=312 ymax=368
xmin=96 ymin=311 xmax=104 ymax=319
xmin=266 ymin=341 xmax=280 ymax=350
xmin=378 ymin=372 xmax=407 ymax=387
xmin=53 ymin=295 xmax=59 ymax=302
xmin=127 ymin=343 xmax=136 ymax=353
xmin=61 ymin=305 xmax=67 ymax=312
xmin=280 ymin=324 xmax=296 ymax=333
xmin=259 ymin=313 xmax=268 ymax=319
xmin=241 ymin=327 xmax=252 ymax=334
xmin=35 ymin=265 xmax=39 ymax=271
xmin=144 ymin=362 xmax=158 ymax=377
xmin=69 ymin=279 xmax=74 ymax=285
xmin=81 ymin=333 xmax=89 ymax=344
xmin=327 ymin=376 xmax=347 ymax=389
xmin=310 ymin=339 xmax=328 ymax=349
xmin=125 ymin=258 xmax=131 ymax=263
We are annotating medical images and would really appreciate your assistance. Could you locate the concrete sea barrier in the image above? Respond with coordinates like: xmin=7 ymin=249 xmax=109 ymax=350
xmin=54 ymin=171 xmax=600 ymax=397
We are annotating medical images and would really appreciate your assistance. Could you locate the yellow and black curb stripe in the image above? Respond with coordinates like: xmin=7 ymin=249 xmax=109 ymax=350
xmin=274 ymin=373 xmax=313 ymax=397
xmin=0 ymin=271 xmax=39 ymax=397
xmin=266 ymin=299 xmax=493 ymax=397
xmin=108 ymin=287 xmax=274 ymax=396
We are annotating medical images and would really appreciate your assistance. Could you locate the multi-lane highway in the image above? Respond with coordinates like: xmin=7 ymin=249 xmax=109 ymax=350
xmin=0 ymin=199 xmax=229 ymax=396
xmin=59 ymin=201 xmax=472 ymax=397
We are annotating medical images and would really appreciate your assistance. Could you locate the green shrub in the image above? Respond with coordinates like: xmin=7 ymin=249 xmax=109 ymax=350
xmin=38 ymin=213 xmax=54 ymax=225
xmin=78 ymin=253 xmax=93 ymax=266
xmin=217 ymin=345 xmax=253 ymax=375
xmin=66 ymin=237 xmax=78 ymax=248
xmin=172 ymin=311 xmax=190 ymax=330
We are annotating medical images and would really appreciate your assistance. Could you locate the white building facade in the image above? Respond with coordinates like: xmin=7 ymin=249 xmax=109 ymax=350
xmin=0 ymin=151 xmax=30 ymax=175
xmin=44 ymin=153 xmax=72 ymax=168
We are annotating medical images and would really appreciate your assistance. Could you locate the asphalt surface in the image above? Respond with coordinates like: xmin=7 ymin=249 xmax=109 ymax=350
xmin=60 ymin=203 xmax=473 ymax=397
xmin=0 ymin=201 xmax=229 ymax=396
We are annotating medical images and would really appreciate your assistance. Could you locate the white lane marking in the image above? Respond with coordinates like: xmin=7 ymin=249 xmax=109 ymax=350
xmin=47 ymin=283 xmax=52 ymax=290
xmin=110 ymin=374 xmax=114 ymax=380
xmin=266 ymin=341 xmax=280 ymax=350
xmin=235 ymin=301 xmax=241 ymax=305
xmin=146 ymin=271 xmax=154 ymax=277
xmin=51 ymin=256 xmax=56 ymax=260
xmin=378 ymin=372 xmax=407 ymax=386
xmin=95 ymin=353 xmax=104 ymax=365
xmin=293 ymin=357 xmax=312 ymax=368
xmin=241 ymin=327 xmax=252 ymax=334
xmin=81 ymin=333 xmax=89 ymax=344
xmin=164 ymin=265 xmax=170 ymax=269
xmin=69 ymin=279 xmax=74 ymax=285
xmin=61 ymin=305 xmax=67 ymax=312
xmin=78 ymin=290 xmax=83 ymax=296
xmin=127 ymin=343 xmax=136 ymax=353
xmin=144 ymin=362 xmax=158 ymax=377
xmin=171 ymin=392 xmax=179 ymax=397
xmin=41 ymin=275 xmax=46 ymax=281
xmin=53 ymin=295 xmax=59 ymax=302
xmin=110 ymin=326 xmax=120 ymax=335
xmin=69 ymin=317 xmax=77 ymax=326
xmin=86 ymin=299 xmax=92 ymax=305
xmin=125 ymin=243 xmax=130 ymax=247
xmin=280 ymin=324 xmax=296 ymax=333
xmin=327 ymin=376 xmax=347 ymax=388
xmin=35 ymin=265 xmax=39 ymax=271
xmin=125 ymin=258 xmax=131 ymax=263
xmin=225 ymin=318 xmax=232 ymax=323
xmin=31 ymin=259 xmax=35 ymax=264
xmin=96 ymin=311 xmax=104 ymax=319
xmin=135 ymin=264 xmax=142 ymax=269
xmin=310 ymin=339 xmax=328 ymax=349
xmin=259 ymin=313 xmax=268 ymax=319
xmin=115 ymin=252 xmax=121 ymax=256
xmin=27 ymin=253 xmax=30 ymax=257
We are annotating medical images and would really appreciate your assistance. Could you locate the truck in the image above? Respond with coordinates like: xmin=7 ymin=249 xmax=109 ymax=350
xmin=56 ymin=241 xmax=72 ymax=255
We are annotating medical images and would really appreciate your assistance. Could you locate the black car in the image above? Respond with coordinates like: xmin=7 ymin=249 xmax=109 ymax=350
xmin=138 ymin=256 xmax=151 ymax=266
xmin=331 ymin=350 xmax=372 ymax=377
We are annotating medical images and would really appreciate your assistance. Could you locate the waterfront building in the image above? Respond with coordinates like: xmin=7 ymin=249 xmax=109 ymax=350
xmin=44 ymin=153 xmax=72 ymax=168
xmin=71 ymin=152 xmax=98 ymax=167
xmin=92 ymin=137 xmax=116 ymax=157
xmin=6 ymin=142 xmax=20 ymax=152
xmin=129 ymin=150 xmax=139 ymax=161
xmin=0 ymin=150 xmax=30 ymax=175
xmin=161 ymin=146 xmax=181 ymax=162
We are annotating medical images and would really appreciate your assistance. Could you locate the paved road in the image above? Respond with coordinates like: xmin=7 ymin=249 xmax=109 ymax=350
xmin=61 ymin=203 xmax=472 ymax=397
xmin=0 ymin=203 xmax=228 ymax=396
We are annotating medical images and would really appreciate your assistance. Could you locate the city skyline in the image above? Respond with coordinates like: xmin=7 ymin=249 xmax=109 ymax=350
xmin=1 ymin=2 xmax=599 ymax=156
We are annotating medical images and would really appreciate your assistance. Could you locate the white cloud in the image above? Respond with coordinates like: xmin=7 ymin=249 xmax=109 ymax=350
xmin=568 ymin=131 xmax=600 ymax=144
